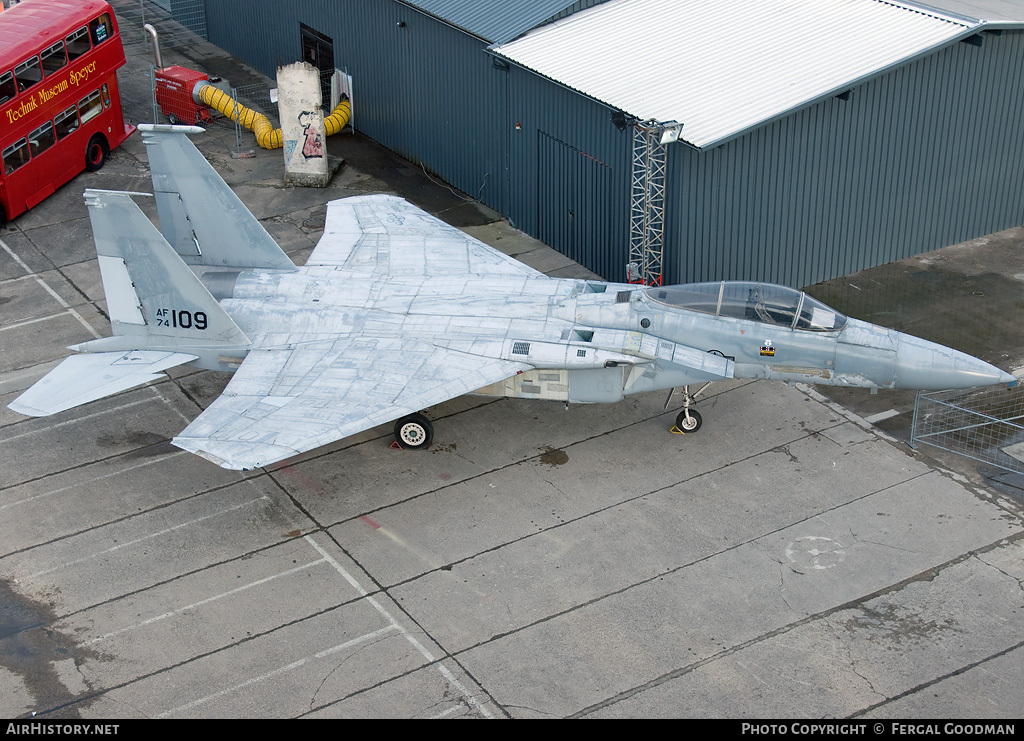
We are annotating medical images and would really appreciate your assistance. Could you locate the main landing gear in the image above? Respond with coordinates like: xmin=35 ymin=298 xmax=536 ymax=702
xmin=667 ymin=383 xmax=712 ymax=434
xmin=393 ymin=413 xmax=434 ymax=449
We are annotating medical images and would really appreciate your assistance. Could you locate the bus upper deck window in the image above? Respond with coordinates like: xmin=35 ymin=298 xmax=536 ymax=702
xmin=41 ymin=42 xmax=68 ymax=77
xmin=66 ymin=27 xmax=91 ymax=60
xmin=2 ymin=138 xmax=30 ymax=176
xmin=14 ymin=56 xmax=42 ymax=92
xmin=0 ymin=71 xmax=15 ymax=104
xmin=90 ymin=14 xmax=112 ymax=45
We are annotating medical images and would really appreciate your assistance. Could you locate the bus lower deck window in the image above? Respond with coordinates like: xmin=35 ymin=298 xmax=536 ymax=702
xmin=2 ymin=139 xmax=30 ymax=175
xmin=28 ymin=122 xmax=56 ymax=157
xmin=79 ymin=90 xmax=102 ymax=123
xmin=55 ymin=106 xmax=79 ymax=139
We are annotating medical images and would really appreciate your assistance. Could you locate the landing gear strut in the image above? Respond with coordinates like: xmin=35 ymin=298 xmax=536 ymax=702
xmin=393 ymin=413 xmax=434 ymax=449
xmin=667 ymin=383 xmax=712 ymax=434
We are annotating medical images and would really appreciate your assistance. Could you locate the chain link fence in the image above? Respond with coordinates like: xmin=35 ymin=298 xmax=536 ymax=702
xmin=911 ymin=385 xmax=1024 ymax=474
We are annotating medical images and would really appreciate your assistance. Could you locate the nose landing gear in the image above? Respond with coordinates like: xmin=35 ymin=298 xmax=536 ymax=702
xmin=667 ymin=383 xmax=712 ymax=434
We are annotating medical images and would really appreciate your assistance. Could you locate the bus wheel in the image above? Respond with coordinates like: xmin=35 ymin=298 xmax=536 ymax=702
xmin=85 ymin=135 xmax=109 ymax=172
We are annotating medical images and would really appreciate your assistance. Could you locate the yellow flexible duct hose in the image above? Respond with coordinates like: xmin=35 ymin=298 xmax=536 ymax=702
xmin=324 ymin=99 xmax=351 ymax=136
xmin=193 ymin=81 xmax=351 ymax=150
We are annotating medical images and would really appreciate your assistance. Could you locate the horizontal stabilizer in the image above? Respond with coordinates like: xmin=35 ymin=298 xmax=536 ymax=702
xmin=9 ymin=351 xmax=198 ymax=417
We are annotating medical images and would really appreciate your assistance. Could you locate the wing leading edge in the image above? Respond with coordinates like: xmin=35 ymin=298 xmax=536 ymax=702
xmin=173 ymin=341 xmax=531 ymax=469
xmin=306 ymin=194 xmax=544 ymax=278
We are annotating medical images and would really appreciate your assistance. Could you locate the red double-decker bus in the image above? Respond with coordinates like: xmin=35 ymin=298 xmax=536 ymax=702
xmin=0 ymin=0 xmax=136 ymax=225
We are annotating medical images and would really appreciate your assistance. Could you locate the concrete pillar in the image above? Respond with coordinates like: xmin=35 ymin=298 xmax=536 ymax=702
xmin=278 ymin=61 xmax=331 ymax=187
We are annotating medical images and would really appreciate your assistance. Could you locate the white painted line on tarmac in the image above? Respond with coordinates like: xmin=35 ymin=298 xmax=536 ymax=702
xmin=156 ymin=624 xmax=400 ymax=717
xmin=0 ymin=237 xmax=101 ymax=339
xmin=864 ymin=409 xmax=901 ymax=424
xmin=304 ymin=535 xmax=494 ymax=718
xmin=27 ymin=496 xmax=270 ymax=578
xmin=0 ymin=312 xmax=73 ymax=332
xmin=1 ymin=397 xmax=159 ymax=445
xmin=797 ymin=384 xmax=900 ymax=444
xmin=80 ymin=558 xmax=329 ymax=646
xmin=0 ymin=452 xmax=183 ymax=512
xmin=154 ymin=537 xmax=494 ymax=718
xmin=147 ymin=384 xmax=194 ymax=426
xmin=0 ymin=273 xmax=42 ymax=286
xmin=0 ymin=359 xmax=62 ymax=396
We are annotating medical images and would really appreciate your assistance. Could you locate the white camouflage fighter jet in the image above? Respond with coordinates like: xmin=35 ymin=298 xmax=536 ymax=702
xmin=9 ymin=126 xmax=1015 ymax=469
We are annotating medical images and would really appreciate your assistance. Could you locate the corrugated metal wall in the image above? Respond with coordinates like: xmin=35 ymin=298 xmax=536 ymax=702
xmin=204 ymin=0 xmax=512 ymax=212
xmin=203 ymin=0 xmax=631 ymax=278
xmin=203 ymin=1 xmax=1024 ymax=289
xmin=504 ymin=64 xmax=631 ymax=279
xmin=664 ymin=30 xmax=1024 ymax=288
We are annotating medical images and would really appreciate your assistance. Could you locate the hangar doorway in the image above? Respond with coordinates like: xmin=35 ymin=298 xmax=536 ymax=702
xmin=300 ymin=23 xmax=334 ymax=111
xmin=536 ymin=132 xmax=613 ymax=277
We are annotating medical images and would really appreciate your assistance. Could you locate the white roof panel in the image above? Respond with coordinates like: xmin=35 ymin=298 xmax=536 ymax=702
xmin=922 ymin=0 xmax=1024 ymax=24
xmin=493 ymin=0 xmax=981 ymax=149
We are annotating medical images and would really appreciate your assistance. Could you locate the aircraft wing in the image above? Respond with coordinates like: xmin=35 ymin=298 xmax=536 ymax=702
xmin=172 ymin=340 xmax=531 ymax=470
xmin=306 ymin=194 xmax=544 ymax=277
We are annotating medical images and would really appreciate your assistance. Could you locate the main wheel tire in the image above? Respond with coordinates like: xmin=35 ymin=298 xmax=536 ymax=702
xmin=675 ymin=409 xmax=702 ymax=433
xmin=85 ymin=135 xmax=109 ymax=172
xmin=394 ymin=413 xmax=434 ymax=449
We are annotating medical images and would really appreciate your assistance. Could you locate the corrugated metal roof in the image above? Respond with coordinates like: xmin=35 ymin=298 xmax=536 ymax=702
xmin=493 ymin=0 xmax=991 ymax=149
xmin=401 ymin=0 xmax=586 ymax=44
xmin=920 ymin=0 xmax=1024 ymax=24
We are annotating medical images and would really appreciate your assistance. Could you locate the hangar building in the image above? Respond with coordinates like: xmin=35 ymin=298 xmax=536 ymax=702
xmin=195 ymin=0 xmax=1024 ymax=288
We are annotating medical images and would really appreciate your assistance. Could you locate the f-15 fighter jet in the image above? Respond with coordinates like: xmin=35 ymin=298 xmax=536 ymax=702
xmin=9 ymin=126 xmax=1016 ymax=469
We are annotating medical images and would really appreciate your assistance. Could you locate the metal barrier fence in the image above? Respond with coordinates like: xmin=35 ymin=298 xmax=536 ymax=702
xmin=911 ymin=385 xmax=1024 ymax=474
xmin=113 ymin=0 xmax=208 ymax=54
xmin=229 ymin=83 xmax=279 ymax=155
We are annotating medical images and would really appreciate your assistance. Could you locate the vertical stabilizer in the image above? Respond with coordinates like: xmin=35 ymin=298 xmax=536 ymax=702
xmin=141 ymin=124 xmax=296 ymax=271
xmin=84 ymin=189 xmax=250 ymax=348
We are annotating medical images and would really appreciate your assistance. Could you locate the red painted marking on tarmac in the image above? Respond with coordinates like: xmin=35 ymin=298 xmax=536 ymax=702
xmin=360 ymin=516 xmax=381 ymax=529
xmin=274 ymin=464 xmax=327 ymax=496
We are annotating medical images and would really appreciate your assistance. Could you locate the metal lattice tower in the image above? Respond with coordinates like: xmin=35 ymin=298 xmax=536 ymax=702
xmin=628 ymin=121 xmax=668 ymax=286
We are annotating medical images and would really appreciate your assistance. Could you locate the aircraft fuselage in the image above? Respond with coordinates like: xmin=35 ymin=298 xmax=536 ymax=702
xmin=180 ymin=269 xmax=1012 ymax=404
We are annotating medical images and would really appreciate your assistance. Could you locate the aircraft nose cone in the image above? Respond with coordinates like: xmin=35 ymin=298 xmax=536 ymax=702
xmin=895 ymin=334 xmax=1014 ymax=390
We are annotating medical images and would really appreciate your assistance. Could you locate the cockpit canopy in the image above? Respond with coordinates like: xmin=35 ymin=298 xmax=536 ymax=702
xmin=645 ymin=282 xmax=847 ymax=331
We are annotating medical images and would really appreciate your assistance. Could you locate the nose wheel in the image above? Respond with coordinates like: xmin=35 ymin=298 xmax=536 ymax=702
xmin=667 ymin=383 xmax=711 ymax=435
xmin=674 ymin=408 xmax=702 ymax=433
